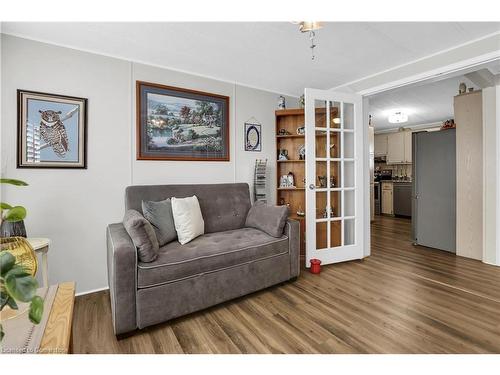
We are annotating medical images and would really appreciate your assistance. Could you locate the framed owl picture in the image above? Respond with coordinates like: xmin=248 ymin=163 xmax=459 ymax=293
xmin=17 ymin=90 xmax=88 ymax=169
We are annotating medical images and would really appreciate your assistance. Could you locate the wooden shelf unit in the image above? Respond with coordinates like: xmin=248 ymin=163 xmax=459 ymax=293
xmin=275 ymin=106 xmax=341 ymax=259
xmin=276 ymin=108 xmax=307 ymax=258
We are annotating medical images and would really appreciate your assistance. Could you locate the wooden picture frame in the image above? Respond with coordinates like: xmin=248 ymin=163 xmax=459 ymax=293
xmin=17 ymin=89 xmax=88 ymax=169
xmin=136 ymin=81 xmax=230 ymax=161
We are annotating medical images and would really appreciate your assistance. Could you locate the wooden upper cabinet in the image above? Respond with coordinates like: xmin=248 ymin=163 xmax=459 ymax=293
xmin=374 ymin=134 xmax=388 ymax=156
xmin=387 ymin=132 xmax=405 ymax=164
xmin=387 ymin=131 xmax=411 ymax=164
xmin=404 ymin=131 xmax=412 ymax=163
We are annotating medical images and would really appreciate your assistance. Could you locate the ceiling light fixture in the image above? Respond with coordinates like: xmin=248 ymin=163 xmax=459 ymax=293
xmin=297 ymin=21 xmax=323 ymax=60
xmin=388 ymin=110 xmax=408 ymax=124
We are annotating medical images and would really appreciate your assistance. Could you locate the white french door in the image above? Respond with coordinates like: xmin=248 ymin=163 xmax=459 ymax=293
xmin=305 ymin=88 xmax=365 ymax=266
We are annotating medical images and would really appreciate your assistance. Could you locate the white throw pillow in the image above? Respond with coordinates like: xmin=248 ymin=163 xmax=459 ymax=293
xmin=171 ymin=195 xmax=205 ymax=245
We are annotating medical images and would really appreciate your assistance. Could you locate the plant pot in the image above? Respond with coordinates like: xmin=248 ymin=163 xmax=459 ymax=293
xmin=0 ymin=220 xmax=27 ymax=238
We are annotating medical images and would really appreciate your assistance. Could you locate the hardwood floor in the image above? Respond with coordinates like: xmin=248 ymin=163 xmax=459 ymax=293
xmin=72 ymin=216 xmax=500 ymax=353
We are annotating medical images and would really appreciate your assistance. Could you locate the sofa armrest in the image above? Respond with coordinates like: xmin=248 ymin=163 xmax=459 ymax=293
xmin=284 ymin=219 xmax=300 ymax=278
xmin=107 ymin=223 xmax=137 ymax=335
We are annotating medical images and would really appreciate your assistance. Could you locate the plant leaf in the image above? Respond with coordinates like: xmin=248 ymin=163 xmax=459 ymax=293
xmin=0 ymin=179 xmax=28 ymax=186
xmin=4 ymin=206 xmax=27 ymax=222
xmin=0 ymin=251 xmax=16 ymax=276
xmin=4 ymin=268 xmax=38 ymax=303
xmin=29 ymin=295 xmax=43 ymax=324
xmin=0 ymin=202 xmax=13 ymax=210
xmin=6 ymin=297 xmax=18 ymax=310
xmin=0 ymin=324 xmax=4 ymax=342
xmin=0 ymin=291 xmax=8 ymax=309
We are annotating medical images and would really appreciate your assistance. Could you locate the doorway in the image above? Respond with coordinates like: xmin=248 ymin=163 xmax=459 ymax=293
xmin=365 ymin=59 xmax=500 ymax=259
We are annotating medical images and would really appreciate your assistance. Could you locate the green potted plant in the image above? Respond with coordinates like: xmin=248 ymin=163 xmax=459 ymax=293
xmin=0 ymin=178 xmax=28 ymax=237
xmin=0 ymin=251 xmax=43 ymax=341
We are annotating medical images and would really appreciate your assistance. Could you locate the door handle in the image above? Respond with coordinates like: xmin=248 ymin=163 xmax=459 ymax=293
xmin=309 ymin=184 xmax=316 ymax=190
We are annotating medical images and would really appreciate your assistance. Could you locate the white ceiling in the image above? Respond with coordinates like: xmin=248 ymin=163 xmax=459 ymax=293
xmin=2 ymin=22 xmax=499 ymax=96
xmin=369 ymin=75 xmax=474 ymax=131
xmin=369 ymin=60 xmax=500 ymax=131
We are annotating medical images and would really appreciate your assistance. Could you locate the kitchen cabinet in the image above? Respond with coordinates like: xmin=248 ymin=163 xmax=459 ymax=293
xmin=381 ymin=182 xmax=393 ymax=215
xmin=393 ymin=182 xmax=412 ymax=217
xmin=374 ymin=134 xmax=388 ymax=156
xmin=387 ymin=131 xmax=412 ymax=164
xmin=404 ymin=131 xmax=412 ymax=163
xmin=387 ymin=132 xmax=405 ymax=163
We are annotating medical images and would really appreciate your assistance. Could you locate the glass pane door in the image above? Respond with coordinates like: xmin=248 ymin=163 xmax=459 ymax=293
xmin=305 ymin=89 xmax=364 ymax=266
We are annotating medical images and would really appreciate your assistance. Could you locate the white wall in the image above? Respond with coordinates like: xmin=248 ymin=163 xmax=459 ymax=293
xmin=1 ymin=34 xmax=297 ymax=293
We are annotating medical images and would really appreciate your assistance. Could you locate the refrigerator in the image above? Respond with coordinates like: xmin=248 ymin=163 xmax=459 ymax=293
xmin=412 ymin=129 xmax=456 ymax=253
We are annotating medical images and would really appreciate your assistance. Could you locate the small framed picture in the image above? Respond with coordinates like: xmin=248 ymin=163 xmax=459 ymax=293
xmin=244 ymin=122 xmax=261 ymax=152
xmin=17 ymin=90 xmax=88 ymax=169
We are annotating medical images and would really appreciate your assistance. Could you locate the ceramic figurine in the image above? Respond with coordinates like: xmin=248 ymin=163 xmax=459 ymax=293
xmin=299 ymin=94 xmax=305 ymax=109
xmin=278 ymin=149 xmax=289 ymax=161
xmin=298 ymin=144 xmax=306 ymax=160
xmin=287 ymin=171 xmax=295 ymax=187
xmin=459 ymin=82 xmax=467 ymax=95
xmin=278 ymin=96 xmax=286 ymax=110
xmin=318 ymin=175 xmax=327 ymax=188
xmin=297 ymin=126 xmax=305 ymax=135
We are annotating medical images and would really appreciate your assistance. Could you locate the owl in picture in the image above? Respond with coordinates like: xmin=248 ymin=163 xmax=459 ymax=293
xmin=39 ymin=109 xmax=69 ymax=157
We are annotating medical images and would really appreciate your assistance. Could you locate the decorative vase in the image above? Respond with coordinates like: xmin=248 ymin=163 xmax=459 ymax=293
xmin=0 ymin=220 xmax=27 ymax=238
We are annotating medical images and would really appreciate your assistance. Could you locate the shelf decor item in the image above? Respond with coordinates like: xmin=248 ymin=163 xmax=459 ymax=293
xmin=17 ymin=90 xmax=87 ymax=169
xmin=458 ymin=82 xmax=467 ymax=94
xmin=136 ymin=81 xmax=230 ymax=161
xmin=318 ymin=175 xmax=327 ymax=188
xmin=297 ymin=126 xmax=305 ymax=135
xmin=278 ymin=96 xmax=286 ymax=109
xmin=278 ymin=149 xmax=289 ymax=161
xmin=244 ymin=119 xmax=261 ymax=152
xmin=298 ymin=144 xmax=306 ymax=160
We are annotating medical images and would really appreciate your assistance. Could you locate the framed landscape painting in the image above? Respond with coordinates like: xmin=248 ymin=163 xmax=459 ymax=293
xmin=17 ymin=90 xmax=87 ymax=169
xmin=136 ymin=81 xmax=230 ymax=161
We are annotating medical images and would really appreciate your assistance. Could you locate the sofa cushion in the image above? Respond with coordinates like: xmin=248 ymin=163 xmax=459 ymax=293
xmin=125 ymin=183 xmax=251 ymax=234
xmin=245 ymin=201 xmax=289 ymax=238
xmin=123 ymin=209 xmax=159 ymax=262
xmin=137 ymin=227 xmax=289 ymax=288
xmin=171 ymin=196 xmax=205 ymax=245
xmin=142 ymin=198 xmax=177 ymax=246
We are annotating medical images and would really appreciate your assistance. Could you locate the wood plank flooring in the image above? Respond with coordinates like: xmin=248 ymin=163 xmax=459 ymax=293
xmin=72 ymin=216 xmax=500 ymax=353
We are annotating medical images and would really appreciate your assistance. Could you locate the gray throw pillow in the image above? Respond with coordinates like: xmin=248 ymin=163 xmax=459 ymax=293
xmin=123 ymin=209 xmax=159 ymax=262
xmin=142 ymin=198 xmax=177 ymax=246
xmin=245 ymin=201 xmax=289 ymax=238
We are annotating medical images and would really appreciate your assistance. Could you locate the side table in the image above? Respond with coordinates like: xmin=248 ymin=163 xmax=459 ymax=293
xmin=27 ymin=238 xmax=50 ymax=287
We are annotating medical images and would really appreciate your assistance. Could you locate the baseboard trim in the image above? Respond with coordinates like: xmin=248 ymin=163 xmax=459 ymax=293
xmin=75 ymin=286 xmax=109 ymax=297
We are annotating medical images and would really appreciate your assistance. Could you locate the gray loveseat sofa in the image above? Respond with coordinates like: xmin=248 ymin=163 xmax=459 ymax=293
xmin=106 ymin=183 xmax=300 ymax=335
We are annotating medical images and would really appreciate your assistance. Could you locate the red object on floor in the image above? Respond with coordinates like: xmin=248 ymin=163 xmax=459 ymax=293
xmin=310 ymin=258 xmax=321 ymax=274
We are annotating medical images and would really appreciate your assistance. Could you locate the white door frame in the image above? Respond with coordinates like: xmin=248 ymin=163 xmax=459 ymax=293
xmin=355 ymin=53 xmax=500 ymax=264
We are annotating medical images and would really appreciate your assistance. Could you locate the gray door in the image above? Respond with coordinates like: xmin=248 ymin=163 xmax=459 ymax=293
xmin=412 ymin=130 xmax=456 ymax=252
